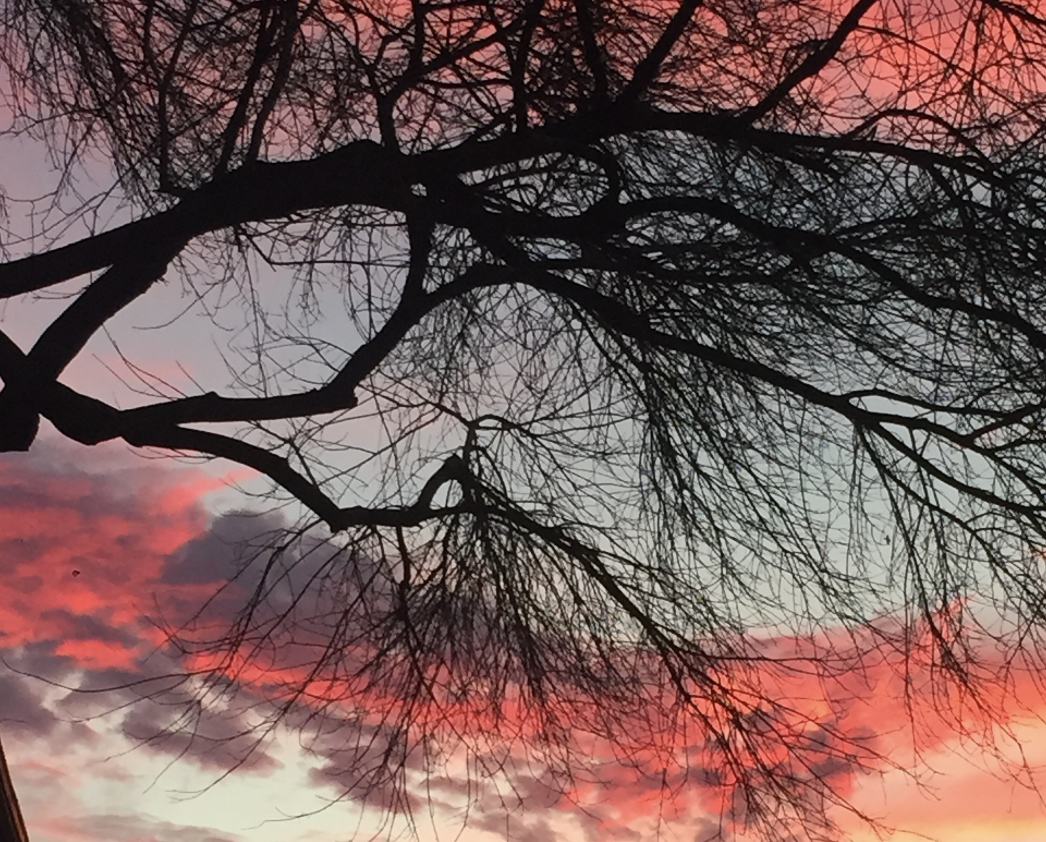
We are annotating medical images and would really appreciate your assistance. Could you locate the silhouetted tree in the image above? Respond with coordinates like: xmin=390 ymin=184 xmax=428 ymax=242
xmin=4 ymin=0 xmax=1046 ymax=838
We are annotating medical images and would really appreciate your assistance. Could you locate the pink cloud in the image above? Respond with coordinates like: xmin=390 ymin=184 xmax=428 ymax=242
xmin=2 ymin=444 xmax=1045 ymax=842
xmin=0 ymin=444 xmax=217 ymax=670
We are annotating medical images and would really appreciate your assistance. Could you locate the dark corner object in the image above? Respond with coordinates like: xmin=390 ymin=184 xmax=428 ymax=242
xmin=0 ymin=731 xmax=28 ymax=842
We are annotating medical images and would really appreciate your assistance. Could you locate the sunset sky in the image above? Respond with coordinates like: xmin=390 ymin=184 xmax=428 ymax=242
xmin=0 ymin=439 xmax=1045 ymax=842
xmin=4 ymin=1 xmax=1046 ymax=840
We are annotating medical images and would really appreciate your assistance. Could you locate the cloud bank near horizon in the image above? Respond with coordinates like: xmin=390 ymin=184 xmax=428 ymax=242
xmin=1 ymin=443 xmax=1045 ymax=842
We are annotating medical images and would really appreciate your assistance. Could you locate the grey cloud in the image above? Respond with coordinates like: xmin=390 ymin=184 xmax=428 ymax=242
xmin=470 ymin=810 xmax=561 ymax=842
xmin=119 ymin=694 xmax=282 ymax=776
xmin=0 ymin=671 xmax=58 ymax=737
xmin=160 ymin=511 xmax=286 ymax=587
xmin=1 ymin=642 xmax=77 ymax=683
xmin=304 ymin=718 xmax=425 ymax=816
xmin=38 ymin=608 xmax=143 ymax=648
xmin=55 ymin=811 xmax=247 ymax=842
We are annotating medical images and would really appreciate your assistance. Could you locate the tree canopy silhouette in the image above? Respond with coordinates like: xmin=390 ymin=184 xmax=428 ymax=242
xmin=5 ymin=0 xmax=1046 ymax=838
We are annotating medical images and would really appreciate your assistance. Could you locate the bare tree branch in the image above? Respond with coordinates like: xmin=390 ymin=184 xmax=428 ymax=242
xmin=4 ymin=0 xmax=1046 ymax=838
